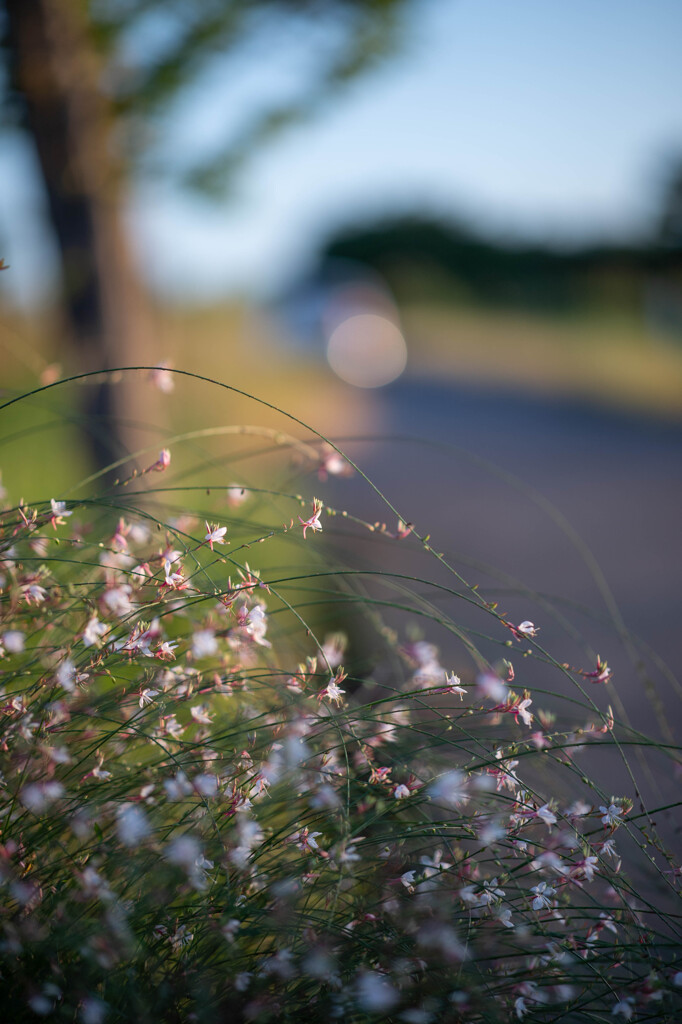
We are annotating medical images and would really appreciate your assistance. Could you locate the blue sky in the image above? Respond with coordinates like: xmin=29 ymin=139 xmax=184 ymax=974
xmin=1 ymin=0 xmax=682 ymax=306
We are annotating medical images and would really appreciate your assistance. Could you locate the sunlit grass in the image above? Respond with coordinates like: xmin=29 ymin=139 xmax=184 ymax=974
xmin=404 ymin=304 xmax=682 ymax=417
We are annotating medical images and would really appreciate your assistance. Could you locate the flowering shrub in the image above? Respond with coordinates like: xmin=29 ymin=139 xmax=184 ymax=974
xmin=0 ymin=374 xmax=681 ymax=1022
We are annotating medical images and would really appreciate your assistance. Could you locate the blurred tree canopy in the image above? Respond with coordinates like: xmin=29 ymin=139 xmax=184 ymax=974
xmin=2 ymin=0 xmax=409 ymax=464
xmin=321 ymin=213 xmax=682 ymax=317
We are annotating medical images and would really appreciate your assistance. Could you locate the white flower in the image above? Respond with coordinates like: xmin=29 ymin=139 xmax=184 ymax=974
xmin=417 ymin=921 xmax=468 ymax=962
xmin=169 ymin=924 xmax=193 ymax=951
xmin=116 ymin=804 xmax=151 ymax=847
xmin=611 ymin=996 xmax=635 ymax=1020
xmin=222 ymin=919 xmax=241 ymax=942
xmin=56 ymin=658 xmax=77 ymax=692
xmin=515 ymin=697 xmax=533 ymax=727
xmin=600 ymin=838 xmax=621 ymax=871
xmin=578 ymin=855 xmax=599 ymax=882
xmin=495 ymin=907 xmax=515 ymax=929
xmin=164 ymin=773 xmax=193 ymax=800
xmin=103 ymin=585 xmax=134 ymax=617
xmin=162 ymin=563 xmax=186 ymax=589
xmin=204 ymin=522 xmax=227 ymax=549
xmin=80 ymin=997 xmax=107 ymax=1024
xmin=530 ymin=881 xmax=556 ymax=910
xmin=245 ymin=605 xmax=271 ymax=647
xmin=393 ymin=783 xmax=410 ymax=799
xmin=166 ymin=835 xmax=202 ymax=869
xmin=411 ymin=642 xmax=445 ymax=687
xmin=400 ymin=870 xmax=416 ymax=891
xmin=20 ymin=781 xmax=64 ymax=812
xmin=517 ymin=620 xmax=539 ymax=637
xmin=50 ymin=498 xmax=72 ymax=524
xmin=156 ymin=640 xmax=178 ymax=660
xmin=193 ymin=773 xmax=218 ymax=798
xmin=600 ymin=803 xmax=623 ymax=827
xmin=190 ymin=704 xmax=213 ymax=725
xmin=430 ymin=770 xmax=468 ymax=808
xmin=139 ymin=688 xmax=159 ymax=707
xmin=192 ymin=629 xmax=217 ymax=659
xmin=83 ymin=615 xmax=108 ymax=648
xmin=3 ymin=630 xmax=25 ymax=653
xmin=515 ymin=996 xmax=528 ymax=1019
xmin=476 ymin=671 xmax=508 ymax=702
xmin=356 ymin=972 xmax=398 ymax=1013
xmin=478 ymin=820 xmax=506 ymax=845
xmin=419 ymin=849 xmax=452 ymax=877
xmin=566 ymin=800 xmax=592 ymax=819
xmin=444 ymin=672 xmax=466 ymax=699
xmin=531 ymin=851 xmax=567 ymax=875
xmin=458 ymin=884 xmax=479 ymax=907
xmin=22 ymin=582 xmax=47 ymax=604
xmin=535 ymin=803 xmax=557 ymax=827
xmin=318 ymin=677 xmax=345 ymax=705
xmin=321 ymin=632 xmax=346 ymax=668
xmin=479 ymin=877 xmax=505 ymax=905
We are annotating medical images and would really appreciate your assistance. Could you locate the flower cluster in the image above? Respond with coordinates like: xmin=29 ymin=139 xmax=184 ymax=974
xmin=0 ymin=455 xmax=679 ymax=1024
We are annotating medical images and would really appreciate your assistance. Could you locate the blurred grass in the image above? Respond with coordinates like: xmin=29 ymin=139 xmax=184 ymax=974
xmin=2 ymin=298 xmax=681 ymax=499
xmin=0 ymin=302 xmax=379 ymax=499
xmin=403 ymin=304 xmax=682 ymax=418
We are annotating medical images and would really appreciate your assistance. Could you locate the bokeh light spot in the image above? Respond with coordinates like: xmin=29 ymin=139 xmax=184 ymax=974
xmin=326 ymin=313 xmax=408 ymax=388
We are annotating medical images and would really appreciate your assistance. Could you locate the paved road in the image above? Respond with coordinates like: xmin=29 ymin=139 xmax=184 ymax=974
xmin=323 ymin=375 xmax=682 ymax=738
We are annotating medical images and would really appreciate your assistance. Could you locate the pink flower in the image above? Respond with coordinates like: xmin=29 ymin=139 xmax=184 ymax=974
xmin=584 ymin=656 xmax=612 ymax=684
xmin=299 ymin=498 xmax=323 ymax=539
xmin=492 ymin=694 xmax=534 ymax=727
xmin=226 ymin=484 xmax=249 ymax=507
xmin=317 ymin=444 xmax=353 ymax=481
xmin=148 ymin=362 xmax=174 ymax=393
xmin=148 ymin=449 xmax=171 ymax=473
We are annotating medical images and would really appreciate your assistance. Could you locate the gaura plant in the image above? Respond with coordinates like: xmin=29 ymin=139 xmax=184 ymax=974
xmin=0 ymin=370 xmax=680 ymax=1023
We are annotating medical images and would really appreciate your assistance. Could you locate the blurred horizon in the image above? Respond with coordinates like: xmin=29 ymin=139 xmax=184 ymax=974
xmin=1 ymin=0 xmax=682 ymax=309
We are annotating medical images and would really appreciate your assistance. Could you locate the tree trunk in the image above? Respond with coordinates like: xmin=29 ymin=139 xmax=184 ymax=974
xmin=5 ymin=0 xmax=153 ymax=470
